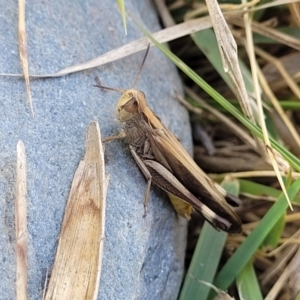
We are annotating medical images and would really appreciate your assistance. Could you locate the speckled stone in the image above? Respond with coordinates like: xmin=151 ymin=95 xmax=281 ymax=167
xmin=0 ymin=1 xmax=192 ymax=299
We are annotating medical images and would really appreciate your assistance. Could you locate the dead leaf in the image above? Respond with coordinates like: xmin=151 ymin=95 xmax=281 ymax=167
xmin=45 ymin=122 xmax=108 ymax=300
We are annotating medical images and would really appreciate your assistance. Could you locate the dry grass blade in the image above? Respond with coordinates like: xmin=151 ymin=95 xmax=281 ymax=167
xmin=255 ymin=49 xmax=300 ymax=156
xmin=194 ymin=148 xmax=270 ymax=173
xmin=184 ymin=0 xmax=260 ymax=20
xmin=205 ymin=0 xmax=255 ymax=120
xmin=45 ymin=122 xmax=107 ymax=300
xmin=183 ymin=86 xmax=256 ymax=151
xmin=288 ymin=1 xmax=300 ymax=27
xmin=256 ymin=47 xmax=300 ymax=100
xmin=211 ymin=170 xmax=300 ymax=181
xmin=153 ymin=0 xmax=175 ymax=27
xmin=263 ymin=52 xmax=300 ymax=93
xmin=257 ymin=61 xmax=300 ymax=154
xmin=265 ymin=245 xmax=300 ymax=300
xmin=15 ymin=140 xmax=27 ymax=300
xmin=230 ymin=17 xmax=300 ymax=52
xmin=204 ymin=0 xmax=267 ymax=161
xmin=194 ymin=280 xmax=235 ymax=300
xmin=51 ymin=15 xmax=219 ymax=77
xmin=286 ymin=212 xmax=300 ymax=223
xmin=240 ymin=6 xmax=292 ymax=208
xmin=184 ymin=0 xmax=300 ymax=20
xmin=260 ymin=231 xmax=300 ymax=287
xmin=18 ymin=0 xmax=33 ymax=116
xmin=287 ymin=246 xmax=300 ymax=298
xmin=252 ymin=0 xmax=300 ymax=12
xmin=0 ymin=11 xmax=244 ymax=78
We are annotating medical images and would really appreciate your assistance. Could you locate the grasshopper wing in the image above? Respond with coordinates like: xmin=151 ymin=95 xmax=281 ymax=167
xmin=143 ymin=112 xmax=242 ymax=233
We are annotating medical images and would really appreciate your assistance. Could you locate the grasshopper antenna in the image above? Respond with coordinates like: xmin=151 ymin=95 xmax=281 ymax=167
xmin=94 ymin=76 xmax=126 ymax=94
xmin=131 ymin=43 xmax=150 ymax=89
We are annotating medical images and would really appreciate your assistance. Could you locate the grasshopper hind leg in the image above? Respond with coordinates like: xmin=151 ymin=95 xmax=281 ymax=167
xmin=143 ymin=177 xmax=152 ymax=217
xmin=129 ymin=144 xmax=153 ymax=217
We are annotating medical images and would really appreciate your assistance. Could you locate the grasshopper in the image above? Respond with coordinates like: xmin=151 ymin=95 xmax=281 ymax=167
xmin=95 ymin=46 xmax=242 ymax=233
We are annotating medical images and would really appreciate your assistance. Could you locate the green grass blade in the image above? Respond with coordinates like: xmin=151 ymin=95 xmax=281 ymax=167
xmin=191 ymin=28 xmax=254 ymax=96
xmin=278 ymin=101 xmax=300 ymax=109
xmin=240 ymin=180 xmax=287 ymax=248
xmin=236 ymin=260 xmax=263 ymax=300
xmin=222 ymin=179 xmax=239 ymax=196
xmin=192 ymin=28 xmax=232 ymax=89
xmin=239 ymin=179 xmax=281 ymax=198
xmin=179 ymin=223 xmax=227 ymax=300
xmin=213 ymin=178 xmax=300 ymax=290
xmin=117 ymin=0 xmax=127 ymax=35
xmin=253 ymin=27 xmax=300 ymax=43
xmin=179 ymin=180 xmax=240 ymax=300
xmin=239 ymin=179 xmax=300 ymax=203
xmin=262 ymin=213 xmax=285 ymax=248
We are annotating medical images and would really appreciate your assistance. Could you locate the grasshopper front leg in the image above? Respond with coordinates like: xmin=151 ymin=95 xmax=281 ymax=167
xmin=103 ymin=131 xmax=152 ymax=216
xmin=102 ymin=129 xmax=126 ymax=143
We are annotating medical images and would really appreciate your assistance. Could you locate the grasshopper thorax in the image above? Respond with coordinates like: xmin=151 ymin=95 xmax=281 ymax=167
xmin=116 ymin=89 xmax=147 ymax=122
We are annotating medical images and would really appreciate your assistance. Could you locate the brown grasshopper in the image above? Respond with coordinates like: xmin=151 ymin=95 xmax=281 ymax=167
xmin=95 ymin=46 xmax=242 ymax=233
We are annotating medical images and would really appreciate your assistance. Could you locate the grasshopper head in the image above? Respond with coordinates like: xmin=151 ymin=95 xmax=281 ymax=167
xmin=116 ymin=89 xmax=147 ymax=122
xmin=95 ymin=45 xmax=151 ymax=122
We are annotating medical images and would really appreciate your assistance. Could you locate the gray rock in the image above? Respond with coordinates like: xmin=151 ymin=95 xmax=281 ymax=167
xmin=0 ymin=0 xmax=192 ymax=299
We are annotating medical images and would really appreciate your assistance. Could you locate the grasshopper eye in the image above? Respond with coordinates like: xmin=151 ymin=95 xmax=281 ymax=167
xmin=124 ymin=99 xmax=138 ymax=113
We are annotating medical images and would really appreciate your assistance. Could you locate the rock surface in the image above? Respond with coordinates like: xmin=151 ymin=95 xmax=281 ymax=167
xmin=0 ymin=1 xmax=192 ymax=299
